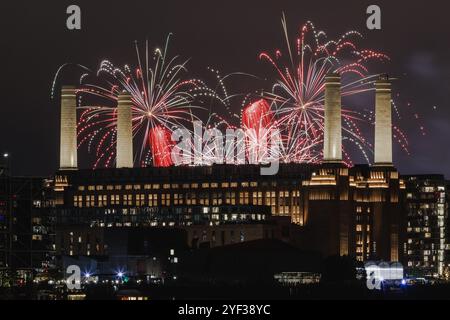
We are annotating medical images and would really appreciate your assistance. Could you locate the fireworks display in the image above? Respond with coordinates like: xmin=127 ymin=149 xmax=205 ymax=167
xmin=55 ymin=35 xmax=224 ymax=168
xmin=149 ymin=126 xmax=174 ymax=168
xmin=53 ymin=17 xmax=417 ymax=169
xmin=258 ymin=15 xmax=407 ymax=166
xmin=242 ymin=99 xmax=275 ymax=164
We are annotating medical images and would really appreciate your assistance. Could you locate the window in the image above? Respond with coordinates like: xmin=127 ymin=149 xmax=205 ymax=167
xmin=253 ymin=192 xmax=263 ymax=205
xmin=111 ymin=195 xmax=120 ymax=205
xmin=148 ymin=194 xmax=158 ymax=207
xmin=136 ymin=194 xmax=146 ymax=206
xmin=239 ymin=192 xmax=249 ymax=205
xmin=174 ymin=194 xmax=184 ymax=205
xmin=161 ymin=194 xmax=171 ymax=206
xmin=85 ymin=195 xmax=95 ymax=207
xmin=98 ymin=195 xmax=107 ymax=207
xmin=212 ymin=193 xmax=222 ymax=205
xmin=74 ymin=195 xmax=83 ymax=207
xmin=186 ymin=193 xmax=197 ymax=205
xmin=123 ymin=195 xmax=133 ymax=206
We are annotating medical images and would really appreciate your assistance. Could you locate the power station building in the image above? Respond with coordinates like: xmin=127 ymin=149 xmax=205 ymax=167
xmin=52 ymin=73 xmax=410 ymax=267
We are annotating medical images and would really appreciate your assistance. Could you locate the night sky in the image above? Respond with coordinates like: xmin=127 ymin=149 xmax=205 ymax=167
xmin=2 ymin=0 xmax=450 ymax=177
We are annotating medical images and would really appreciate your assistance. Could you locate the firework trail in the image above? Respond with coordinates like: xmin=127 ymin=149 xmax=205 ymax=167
xmin=257 ymin=15 xmax=409 ymax=166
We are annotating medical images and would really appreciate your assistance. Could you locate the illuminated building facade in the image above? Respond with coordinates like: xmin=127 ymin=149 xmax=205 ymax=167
xmin=403 ymin=175 xmax=449 ymax=278
xmin=54 ymin=162 xmax=406 ymax=263
xmin=302 ymin=164 xmax=405 ymax=262
xmin=54 ymin=164 xmax=310 ymax=257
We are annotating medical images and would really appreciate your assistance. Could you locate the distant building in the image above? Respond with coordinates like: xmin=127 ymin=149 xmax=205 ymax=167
xmin=403 ymin=175 xmax=449 ymax=278
xmin=0 ymin=171 xmax=55 ymax=286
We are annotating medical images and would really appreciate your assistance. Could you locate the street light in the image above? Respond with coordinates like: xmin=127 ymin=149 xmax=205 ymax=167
xmin=3 ymin=153 xmax=8 ymax=158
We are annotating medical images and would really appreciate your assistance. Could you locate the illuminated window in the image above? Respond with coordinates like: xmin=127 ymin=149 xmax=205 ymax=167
xmin=230 ymin=182 xmax=238 ymax=188
xmin=250 ymin=182 xmax=258 ymax=187
xmin=163 ymin=184 xmax=170 ymax=189
xmin=148 ymin=194 xmax=158 ymax=207
xmin=107 ymin=185 xmax=114 ymax=191
xmin=123 ymin=195 xmax=133 ymax=206
xmin=191 ymin=183 xmax=199 ymax=189
xmin=74 ymin=195 xmax=83 ymax=207
xmin=88 ymin=186 xmax=95 ymax=191
xmin=78 ymin=186 xmax=85 ymax=191
xmin=241 ymin=182 xmax=249 ymax=187
xmin=136 ymin=194 xmax=145 ymax=206
xmin=96 ymin=185 xmax=104 ymax=191
xmin=239 ymin=192 xmax=249 ymax=205
xmin=115 ymin=185 xmax=122 ymax=190
xmin=211 ymin=183 xmax=218 ymax=188
xmin=98 ymin=195 xmax=107 ymax=207
xmin=134 ymin=185 xmax=141 ymax=190
xmin=199 ymin=193 xmax=209 ymax=205
xmin=186 ymin=193 xmax=197 ymax=205
xmin=161 ymin=194 xmax=171 ymax=206
xmin=253 ymin=192 xmax=263 ymax=205
xmin=212 ymin=193 xmax=222 ymax=205
xmin=356 ymin=225 xmax=362 ymax=232
xmin=144 ymin=184 xmax=152 ymax=190
xmin=174 ymin=193 xmax=184 ymax=205
xmin=202 ymin=183 xmax=210 ymax=188
xmin=221 ymin=182 xmax=229 ymax=188
xmin=125 ymin=185 xmax=132 ymax=190
xmin=152 ymin=184 xmax=160 ymax=190
xmin=85 ymin=195 xmax=95 ymax=207
xmin=32 ymin=235 xmax=43 ymax=241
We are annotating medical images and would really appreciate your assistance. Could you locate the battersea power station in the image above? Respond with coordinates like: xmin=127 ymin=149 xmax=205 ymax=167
xmin=53 ymin=73 xmax=408 ymax=277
